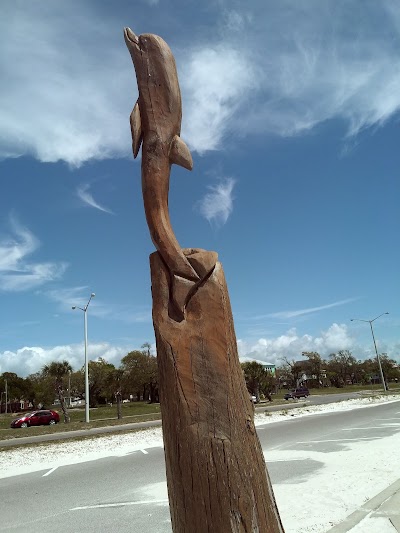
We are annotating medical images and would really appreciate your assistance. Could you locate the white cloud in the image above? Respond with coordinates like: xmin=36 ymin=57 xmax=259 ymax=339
xmin=2 ymin=2 xmax=400 ymax=164
xmin=182 ymin=2 xmax=400 ymax=152
xmin=0 ymin=2 xmax=132 ymax=167
xmin=0 ymin=217 xmax=67 ymax=291
xmin=197 ymin=178 xmax=235 ymax=226
xmin=238 ymin=323 xmax=355 ymax=365
xmin=181 ymin=46 xmax=258 ymax=152
xmin=0 ymin=342 xmax=130 ymax=377
xmin=263 ymin=298 xmax=357 ymax=319
xmin=77 ymin=183 xmax=113 ymax=214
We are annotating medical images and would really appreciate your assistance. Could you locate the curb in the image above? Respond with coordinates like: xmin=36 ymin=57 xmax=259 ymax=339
xmin=327 ymin=478 xmax=400 ymax=532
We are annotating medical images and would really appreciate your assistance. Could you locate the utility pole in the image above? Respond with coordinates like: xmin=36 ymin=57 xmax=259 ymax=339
xmin=72 ymin=292 xmax=95 ymax=423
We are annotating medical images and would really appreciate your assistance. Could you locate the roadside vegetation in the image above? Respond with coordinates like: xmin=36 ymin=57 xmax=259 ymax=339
xmin=242 ymin=350 xmax=399 ymax=401
xmin=0 ymin=346 xmax=399 ymax=442
xmin=0 ymin=343 xmax=158 ymax=415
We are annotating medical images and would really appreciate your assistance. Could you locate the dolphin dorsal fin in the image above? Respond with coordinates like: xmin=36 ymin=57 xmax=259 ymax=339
xmin=130 ymin=100 xmax=143 ymax=158
xmin=169 ymin=135 xmax=193 ymax=170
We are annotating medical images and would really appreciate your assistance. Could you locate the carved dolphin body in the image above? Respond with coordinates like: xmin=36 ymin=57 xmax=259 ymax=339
xmin=124 ymin=28 xmax=216 ymax=318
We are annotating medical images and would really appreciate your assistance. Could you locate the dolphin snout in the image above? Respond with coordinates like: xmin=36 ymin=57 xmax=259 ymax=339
xmin=124 ymin=27 xmax=139 ymax=46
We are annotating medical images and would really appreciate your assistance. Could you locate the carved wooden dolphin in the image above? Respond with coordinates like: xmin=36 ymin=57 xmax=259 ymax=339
xmin=124 ymin=28 xmax=217 ymax=318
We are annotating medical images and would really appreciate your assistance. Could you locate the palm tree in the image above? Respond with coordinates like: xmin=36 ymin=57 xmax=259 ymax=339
xmin=42 ymin=361 xmax=72 ymax=423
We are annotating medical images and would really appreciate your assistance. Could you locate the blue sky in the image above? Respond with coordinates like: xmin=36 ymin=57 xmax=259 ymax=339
xmin=0 ymin=0 xmax=398 ymax=376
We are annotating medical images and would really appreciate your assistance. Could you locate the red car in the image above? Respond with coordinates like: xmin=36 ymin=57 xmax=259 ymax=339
xmin=10 ymin=410 xmax=60 ymax=428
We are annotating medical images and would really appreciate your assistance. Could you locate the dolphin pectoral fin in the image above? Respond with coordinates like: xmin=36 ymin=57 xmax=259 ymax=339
xmin=169 ymin=135 xmax=193 ymax=171
xmin=130 ymin=100 xmax=143 ymax=158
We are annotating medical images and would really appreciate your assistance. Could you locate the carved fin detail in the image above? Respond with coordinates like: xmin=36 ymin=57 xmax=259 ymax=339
xmin=130 ymin=100 xmax=143 ymax=158
xmin=169 ymin=135 xmax=193 ymax=170
xmin=171 ymin=275 xmax=196 ymax=320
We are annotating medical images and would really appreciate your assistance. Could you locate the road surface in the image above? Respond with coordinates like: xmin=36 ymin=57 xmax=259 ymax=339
xmin=0 ymin=399 xmax=399 ymax=532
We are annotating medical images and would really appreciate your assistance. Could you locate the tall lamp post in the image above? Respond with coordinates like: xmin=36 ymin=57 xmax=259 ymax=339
xmin=72 ymin=292 xmax=95 ymax=423
xmin=350 ymin=312 xmax=389 ymax=392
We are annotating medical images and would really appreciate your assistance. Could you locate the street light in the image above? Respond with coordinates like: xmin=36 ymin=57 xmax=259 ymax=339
xmin=350 ymin=312 xmax=389 ymax=392
xmin=72 ymin=292 xmax=95 ymax=423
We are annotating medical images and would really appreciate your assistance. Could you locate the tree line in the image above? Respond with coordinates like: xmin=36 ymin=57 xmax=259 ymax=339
xmin=0 ymin=343 xmax=158 ymax=420
xmin=2 ymin=347 xmax=398 ymax=418
xmin=242 ymin=350 xmax=399 ymax=400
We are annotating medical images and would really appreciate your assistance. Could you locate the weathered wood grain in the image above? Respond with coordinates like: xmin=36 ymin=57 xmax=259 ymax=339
xmin=151 ymin=251 xmax=284 ymax=532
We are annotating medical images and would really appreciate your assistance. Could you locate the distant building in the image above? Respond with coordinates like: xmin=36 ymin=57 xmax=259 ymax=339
xmin=241 ymin=358 xmax=276 ymax=375
xmin=261 ymin=362 xmax=276 ymax=375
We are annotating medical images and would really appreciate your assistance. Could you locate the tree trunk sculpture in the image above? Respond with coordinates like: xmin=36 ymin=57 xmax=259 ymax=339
xmin=124 ymin=27 xmax=284 ymax=533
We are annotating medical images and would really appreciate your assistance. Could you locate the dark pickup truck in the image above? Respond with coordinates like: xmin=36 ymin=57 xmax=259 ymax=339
xmin=284 ymin=387 xmax=310 ymax=400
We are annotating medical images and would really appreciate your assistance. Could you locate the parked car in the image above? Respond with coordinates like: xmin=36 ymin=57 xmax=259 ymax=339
xmin=10 ymin=410 xmax=60 ymax=428
xmin=284 ymin=388 xmax=310 ymax=400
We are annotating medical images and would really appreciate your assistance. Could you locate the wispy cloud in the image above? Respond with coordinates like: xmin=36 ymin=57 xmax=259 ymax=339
xmin=182 ymin=2 xmax=400 ymax=151
xmin=46 ymin=287 xmax=151 ymax=323
xmin=77 ymin=183 xmax=113 ymax=214
xmin=0 ymin=217 xmax=67 ymax=291
xmin=2 ymin=2 xmax=400 ymax=164
xmin=45 ymin=286 xmax=92 ymax=310
xmin=261 ymin=298 xmax=358 ymax=320
xmin=197 ymin=178 xmax=235 ymax=226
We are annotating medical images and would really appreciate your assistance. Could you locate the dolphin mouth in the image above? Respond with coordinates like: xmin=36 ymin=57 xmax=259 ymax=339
xmin=124 ymin=27 xmax=139 ymax=47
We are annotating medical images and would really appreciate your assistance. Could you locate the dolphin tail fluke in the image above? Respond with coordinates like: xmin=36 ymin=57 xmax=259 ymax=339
xmin=169 ymin=135 xmax=193 ymax=170
xmin=130 ymin=100 xmax=143 ymax=158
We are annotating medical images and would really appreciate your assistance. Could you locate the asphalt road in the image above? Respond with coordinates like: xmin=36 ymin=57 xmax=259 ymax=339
xmin=1 ymin=399 xmax=399 ymax=532
xmin=0 ymin=391 xmax=368 ymax=448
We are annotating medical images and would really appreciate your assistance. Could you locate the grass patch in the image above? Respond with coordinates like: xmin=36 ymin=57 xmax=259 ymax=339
xmin=0 ymin=402 xmax=161 ymax=441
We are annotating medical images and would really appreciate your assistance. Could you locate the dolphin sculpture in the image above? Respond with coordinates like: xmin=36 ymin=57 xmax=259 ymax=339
xmin=124 ymin=28 xmax=217 ymax=319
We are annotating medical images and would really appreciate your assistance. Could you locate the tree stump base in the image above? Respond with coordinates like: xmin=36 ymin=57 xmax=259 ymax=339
xmin=151 ymin=251 xmax=284 ymax=533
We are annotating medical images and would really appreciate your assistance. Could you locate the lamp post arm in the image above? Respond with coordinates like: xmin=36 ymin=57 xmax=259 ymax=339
xmin=85 ymin=292 xmax=95 ymax=311
xmin=371 ymin=312 xmax=389 ymax=323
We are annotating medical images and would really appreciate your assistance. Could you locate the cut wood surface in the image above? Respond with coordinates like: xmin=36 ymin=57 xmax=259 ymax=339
xmin=151 ymin=251 xmax=284 ymax=532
